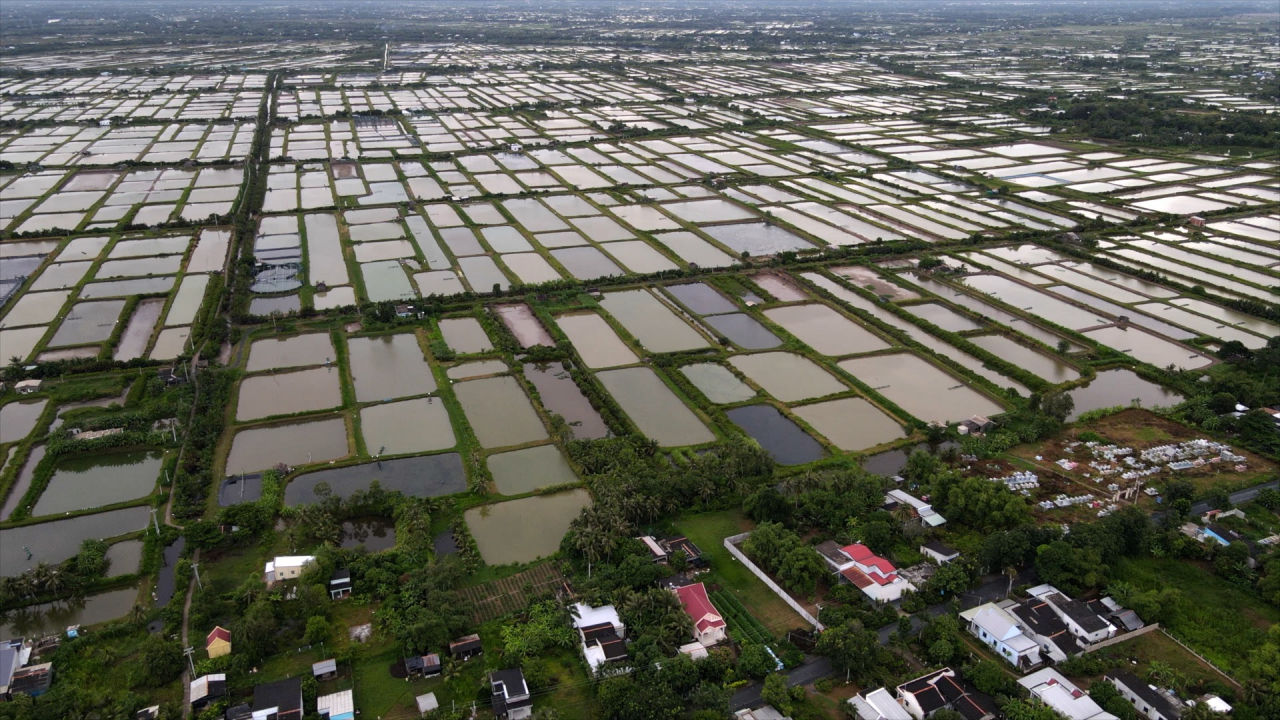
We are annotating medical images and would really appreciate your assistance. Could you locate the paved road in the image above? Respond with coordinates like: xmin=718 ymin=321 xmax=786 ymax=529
xmin=1152 ymin=479 xmax=1278 ymax=522
xmin=1189 ymin=479 xmax=1278 ymax=516
xmin=730 ymin=657 xmax=833 ymax=710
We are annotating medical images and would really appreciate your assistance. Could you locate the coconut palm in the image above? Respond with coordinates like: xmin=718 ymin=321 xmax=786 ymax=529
xmin=129 ymin=602 xmax=148 ymax=626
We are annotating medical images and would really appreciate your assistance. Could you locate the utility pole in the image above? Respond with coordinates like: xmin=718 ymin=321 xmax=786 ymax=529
xmin=150 ymin=507 xmax=161 ymax=535
xmin=184 ymin=646 xmax=196 ymax=676
xmin=192 ymin=563 xmax=204 ymax=591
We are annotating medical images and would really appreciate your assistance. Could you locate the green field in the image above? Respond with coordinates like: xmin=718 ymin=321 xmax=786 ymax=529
xmin=1112 ymin=557 xmax=1279 ymax=675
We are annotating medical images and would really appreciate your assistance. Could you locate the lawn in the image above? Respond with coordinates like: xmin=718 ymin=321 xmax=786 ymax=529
xmin=1087 ymin=630 xmax=1239 ymax=691
xmin=1111 ymin=557 xmax=1279 ymax=676
xmin=678 ymin=510 xmax=810 ymax=636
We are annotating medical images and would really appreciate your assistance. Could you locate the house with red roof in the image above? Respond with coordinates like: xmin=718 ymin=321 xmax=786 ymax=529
xmin=673 ymin=582 xmax=727 ymax=647
xmin=815 ymin=541 xmax=916 ymax=603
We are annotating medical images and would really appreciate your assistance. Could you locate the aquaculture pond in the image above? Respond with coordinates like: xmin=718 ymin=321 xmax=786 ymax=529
xmin=32 ymin=450 xmax=164 ymax=517
xmin=284 ymin=454 xmax=467 ymax=506
xmin=0 ymin=506 xmax=150 ymax=576
xmin=0 ymin=399 xmax=47 ymax=444
xmin=522 ymin=362 xmax=609 ymax=440
xmin=729 ymin=352 xmax=846 ymax=402
xmin=347 ymin=332 xmax=437 ymax=402
xmin=598 ymin=290 xmax=708 ymax=353
xmin=838 ymin=353 xmax=1004 ymax=425
xmin=245 ymin=332 xmax=336 ymax=371
xmin=0 ymin=587 xmax=139 ymax=639
xmin=595 ymin=367 xmax=714 ymax=447
xmin=340 ymin=518 xmax=397 ymax=552
xmin=225 ymin=417 xmax=349 ymax=475
xmin=1065 ymin=369 xmax=1185 ymax=421
xmin=494 ymin=304 xmax=554 ymax=348
xmin=464 ymin=489 xmax=591 ymax=566
xmin=680 ymin=363 xmax=757 ymax=405
xmin=763 ymin=304 xmax=888 ymax=357
xmin=488 ymin=445 xmax=580 ymax=495
xmin=453 ymin=376 xmax=548 ymax=448
xmin=104 ymin=539 xmax=143 ymax=578
xmin=360 ymin=397 xmax=456 ymax=456
xmin=556 ymin=312 xmax=637 ymax=368
xmin=235 ymin=367 xmax=343 ymax=421
xmin=438 ymin=317 xmax=493 ymax=354
xmin=791 ymin=398 xmax=905 ymax=452
xmin=703 ymin=314 xmax=781 ymax=350
xmin=726 ymin=405 xmax=825 ymax=465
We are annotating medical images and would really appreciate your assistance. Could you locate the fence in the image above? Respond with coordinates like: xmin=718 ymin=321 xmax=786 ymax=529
xmin=723 ymin=532 xmax=825 ymax=631
xmin=1080 ymin=622 xmax=1159 ymax=653
xmin=1158 ymin=629 xmax=1242 ymax=689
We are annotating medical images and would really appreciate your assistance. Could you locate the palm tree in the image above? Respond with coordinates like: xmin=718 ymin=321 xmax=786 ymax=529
xmin=29 ymin=563 xmax=53 ymax=594
xmin=129 ymin=603 xmax=148 ymax=626
xmin=44 ymin=569 xmax=67 ymax=596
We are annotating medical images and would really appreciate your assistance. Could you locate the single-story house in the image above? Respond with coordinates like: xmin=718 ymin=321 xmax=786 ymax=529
xmin=816 ymin=541 xmax=916 ymax=603
xmin=734 ymin=706 xmax=792 ymax=720
xmin=15 ymin=379 xmax=42 ymax=395
xmin=920 ymin=542 xmax=960 ymax=565
xmin=5 ymin=662 xmax=52 ymax=699
xmin=1106 ymin=672 xmax=1184 ymax=720
xmin=206 ymin=626 xmax=231 ymax=658
xmin=252 ymin=676 xmax=304 ymax=720
xmin=328 ymin=569 xmax=352 ymax=600
xmin=0 ymin=640 xmax=33 ymax=701
xmin=317 ymin=689 xmax=355 ymax=720
xmin=849 ymin=687 xmax=914 ymax=720
xmin=1010 ymin=597 xmax=1084 ymax=664
xmin=662 ymin=536 xmax=707 ymax=567
xmin=896 ymin=668 xmax=997 ymax=720
xmin=638 ymin=536 xmax=668 ymax=563
xmin=264 ymin=555 xmax=316 ymax=584
xmin=572 ymin=603 xmax=628 ymax=673
xmin=885 ymin=489 xmax=947 ymax=527
xmin=190 ymin=673 xmax=227 ymax=709
xmin=449 ymin=634 xmax=482 ymax=660
xmin=1018 ymin=668 xmax=1119 ymax=720
xmin=959 ymin=603 xmax=1042 ymax=670
xmin=674 ymin=582 xmax=727 ymax=647
xmin=678 ymin=642 xmax=709 ymax=660
xmin=1026 ymin=584 xmax=1116 ymax=645
xmin=490 ymin=668 xmax=533 ymax=720
xmin=312 ymin=658 xmax=338 ymax=681
xmin=405 ymin=653 xmax=441 ymax=678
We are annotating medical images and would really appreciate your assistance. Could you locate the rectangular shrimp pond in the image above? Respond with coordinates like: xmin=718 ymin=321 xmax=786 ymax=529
xmin=464 ymin=489 xmax=591 ymax=566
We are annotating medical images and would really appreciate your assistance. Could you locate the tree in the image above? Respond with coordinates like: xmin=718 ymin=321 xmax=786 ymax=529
xmin=1035 ymin=540 xmax=1108 ymax=595
xmin=1041 ymin=392 xmax=1075 ymax=423
xmin=737 ymin=643 xmax=777 ymax=680
xmin=1089 ymin=679 xmax=1138 ymax=720
xmin=140 ymin=634 xmax=184 ymax=687
xmin=816 ymin=619 xmax=879 ymax=681
xmin=304 ymin=615 xmax=331 ymax=646
xmin=761 ymin=673 xmax=792 ymax=714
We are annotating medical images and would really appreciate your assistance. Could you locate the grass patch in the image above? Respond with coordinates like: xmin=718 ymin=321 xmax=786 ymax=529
xmin=1111 ymin=557 xmax=1279 ymax=675
xmin=677 ymin=510 xmax=810 ymax=634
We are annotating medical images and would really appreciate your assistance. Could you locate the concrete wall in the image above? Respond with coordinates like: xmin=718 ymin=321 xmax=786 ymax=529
xmin=723 ymin=532 xmax=825 ymax=632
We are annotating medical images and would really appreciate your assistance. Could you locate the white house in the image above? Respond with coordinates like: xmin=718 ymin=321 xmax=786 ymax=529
xmin=896 ymin=668 xmax=997 ymax=720
xmin=571 ymin=603 xmax=627 ymax=673
xmin=816 ymin=542 xmax=916 ymax=603
xmin=1018 ymin=668 xmax=1119 ymax=720
xmin=1106 ymin=672 xmax=1184 ymax=720
xmin=1026 ymin=584 xmax=1116 ymax=645
xmin=264 ymin=556 xmax=316 ymax=584
xmin=674 ymin=582 xmax=727 ymax=647
xmin=920 ymin=542 xmax=960 ymax=564
xmin=886 ymin=489 xmax=946 ymax=527
xmin=959 ymin=603 xmax=1042 ymax=670
xmin=849 ymin=688 xmax=914 ymax=720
